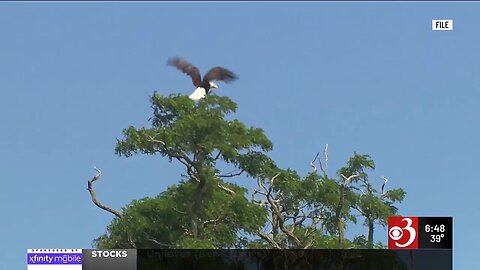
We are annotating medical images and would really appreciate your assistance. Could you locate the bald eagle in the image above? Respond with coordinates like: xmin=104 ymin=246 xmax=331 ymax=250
xmin=167 ymin=57 xmax=238 ymax=100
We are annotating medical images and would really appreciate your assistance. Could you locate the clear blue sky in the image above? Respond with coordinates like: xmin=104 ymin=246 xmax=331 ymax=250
xmin=0 ymin=2 xmax=476 ymax=269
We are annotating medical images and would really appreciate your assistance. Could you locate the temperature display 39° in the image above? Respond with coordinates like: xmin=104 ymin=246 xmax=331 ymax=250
xmin=418 ymin=217 xmax=452 ymax=249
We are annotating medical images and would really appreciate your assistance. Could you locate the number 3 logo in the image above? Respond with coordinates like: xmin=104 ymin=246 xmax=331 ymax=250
xmin=388 ymin=217 xmax=418 ymax=249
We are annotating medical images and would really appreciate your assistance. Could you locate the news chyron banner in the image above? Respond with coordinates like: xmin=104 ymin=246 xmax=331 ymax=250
xmin=28 ymin=248 xmax=452 ymax=269
xmin=388 ymin=216 xmax=453 ymax=249
xmin=27 ymin=249 xmax=136 ymax=270
xmin=28 ymin=221 xmax=453 ymax=270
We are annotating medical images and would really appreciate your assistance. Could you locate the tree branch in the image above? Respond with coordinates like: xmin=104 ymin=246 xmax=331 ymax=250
xmin=340 ymin=173 xmax=360 ymax=186
xmin=87 ymin=167 xmax=123 ymax=219
xmin=148 ymin=135 xmax=196 ymax=174
xmin=256 ymin=229 xmax=282 ymax=249
xmin=381 ymin=175 xmax=389 ymax=195
xmin=217 ymin=184 xmax=236 ymax=195
xmin=318 ymin=144 xmax=329 ymax=176
xmin=217 ymin=169 xmax=244 ymax=178
xmin=143 ymin=232 xmax=172 ymax=248
xmin=323 ymin=144 xmax=328 ymax=176
xmin=265 ymin=173 xmax=303 ymax=248
xmin=310 ymin=152 xmax=319 ymax=173
xmin=214 ymin=151 xmax=222 ymax=161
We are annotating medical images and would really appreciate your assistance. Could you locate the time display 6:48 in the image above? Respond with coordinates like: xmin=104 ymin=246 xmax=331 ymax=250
xmin=425 ymin=224 xmax=446 ymax=233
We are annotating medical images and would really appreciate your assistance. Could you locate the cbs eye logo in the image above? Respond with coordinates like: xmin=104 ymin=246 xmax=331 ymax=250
xmin=388 ymin=216 xmax=418 ymax=249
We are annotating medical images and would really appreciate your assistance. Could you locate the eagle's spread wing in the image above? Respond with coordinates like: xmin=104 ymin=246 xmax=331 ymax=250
xmin=167 ymin=57 xmax=202 ymax=88
xmin=203 ymin=67 xmax=238 ymax=83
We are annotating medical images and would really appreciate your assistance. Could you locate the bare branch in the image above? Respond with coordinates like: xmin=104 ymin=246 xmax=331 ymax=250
xmin=147 ymin=136 xmax=167 ymax=147
xmin=217 ymin=184 xmax=236 ymax=195
xmin=93 ymin=166 xmax=102 ymax=181
xmin=266 ymin=174 xmax=282 ymax=217
xmin=381 ymin=175 xmax=389 ymax=195
xmin=257 ymin=178 xmax=268 ymax=193
xmin=87 ymin=167 xmax=123 ymax=219
xmin=278 ymin=222 xmax=302 ymax=247
xmin=323 ymin=144 xmax=328 ymax=176
xmin=317 ymin=144 xmax=329 ymax=176
xmin=265 ymin=173 xmax=303 ymax=247
xmin=340 ymin=173 xmax=360 ymax=186
xmin=214 ymin=151 xmax=222 ymax=161
xmin=252 ymin=184 xmax=269 ymax=207
xmin=252 ymin=188 xmax=267 ymax=198
xmin=256 ymin=229 xmax=282 ymax=249
xmin=143 ymin=232 xmax=172 ymax=248
xmin=217 ymin=170 xmax=244 ymax=178
xmin=270 ymin=172 xmax=281 ymax=185
xmin=310 ymin=152 xmax=320 ymax=173
xmin=254 ymin=172 xmax=324 ymax=248
xmin=188 ymin=174 xmax=201 ymax=183
xmin=294 ymin=209 xmax=307 ymax=226
xmin=146 ymin=238 xmax=171 ymax=248
xmin=351 ymin=185 xmax=367 ymax=195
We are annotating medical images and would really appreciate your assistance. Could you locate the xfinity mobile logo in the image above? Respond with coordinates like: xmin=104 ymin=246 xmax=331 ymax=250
xmin=27 ymin=253 xmax=82 ymax=264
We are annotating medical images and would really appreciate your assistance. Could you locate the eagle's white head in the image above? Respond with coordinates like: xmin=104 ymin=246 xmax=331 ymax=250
xmin=209 ymin=82 xmax=219 ymax=89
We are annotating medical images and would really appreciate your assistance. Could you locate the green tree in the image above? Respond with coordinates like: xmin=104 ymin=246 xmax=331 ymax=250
xmin=246 ymin=152 xmax=405 ymax=251
xmin=88 ymin=93 xmax=406 ymax=253
xmin=94 ymin=179 xmax=266 ymax=248
xmin=92 ymin=93 xmax=275 ymax=248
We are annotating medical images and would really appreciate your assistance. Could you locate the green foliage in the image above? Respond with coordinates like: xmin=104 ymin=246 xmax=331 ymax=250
xmin=95 ymin=178 xmax=267 ymax=248
xmin=115 ymin=93 xmax=274 ymax=179
xmin=338 ymin=152 xmax=375 ymax=183
xmin=352 ymin=235 xmax=385 ymax=249
xmin=95 ymin=92 xmax=407 ymax=251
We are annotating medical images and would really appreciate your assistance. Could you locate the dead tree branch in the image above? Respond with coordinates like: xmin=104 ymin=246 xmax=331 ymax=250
xmin=310 ymin=152 xmax=320 ymax=173
xmin=381 ymin=175 xmax=389 ymax=196
xmin=318 ymin=144 xmax=329 ymax=176
xmin=217 ymin=184 xmax=236 ymax=195
xmin=253 ymin=172 xmax=328 ymax=249
xmin=340 ymin=173 xmax=360 ymax=187
xmin=87 ymin=167 xmax=123 ymax=219
xmin=323 ymin=144 xmax=328 ymax=176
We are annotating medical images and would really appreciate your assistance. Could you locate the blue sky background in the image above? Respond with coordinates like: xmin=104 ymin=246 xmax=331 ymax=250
xmin=0 ymin=2 xmax=476 ymax=269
